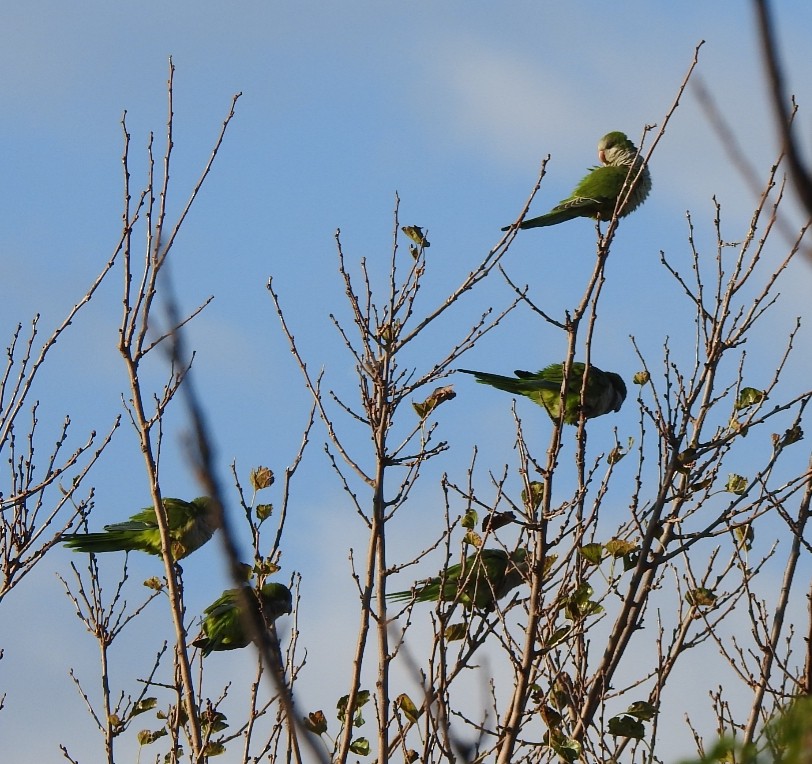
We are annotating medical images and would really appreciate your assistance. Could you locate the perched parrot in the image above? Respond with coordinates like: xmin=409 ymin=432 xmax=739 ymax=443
xmin=192 ymin=582 xmax=293 ymax=656
xmin=62 ymin=496 xmax=218 ymax=560
xmin=388 ymin=547 xmax=528 ymax=611
xmin=503 ymin=131 xmax=651 ymax=230
xmin=460 ymin=363 xmax=626 ymax=424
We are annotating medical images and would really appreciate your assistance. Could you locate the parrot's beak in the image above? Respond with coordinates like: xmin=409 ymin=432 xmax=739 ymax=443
xmin=598 ymin=149 xmax=607 ymax=165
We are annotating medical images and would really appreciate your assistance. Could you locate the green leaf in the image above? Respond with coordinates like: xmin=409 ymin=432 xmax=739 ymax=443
xmin=462 ymin=530 xmax=482 ymax=547
xmin=201 ymin=709 xmax=228 ymax=734
xmin=461 ymin=508 xmax=478 ymax=530
xmin=132 ymin=698 xmax=158 ymax=717
xmin=203 ymin=741 xmax=227 ymax=756
xmin=686 ymin=587 xmax=717 ymax=607
xmin=349 ymin=737 xmax=370 ymax=756
xmin=633 ymin=370 xmax=650 ymax=385
xmin=250 ymin=466 xmax=275 ymax=490
xmin=543 ymin=625 xmax=572 ymax=651
xmin=545 ymin=730 xmax=581 ymax=762
xmin=626 ymin=700 xmax=656 ymax=720
xmin=563 ymin=583 xmax=603 ymax=621
xmin=337 ymin=691 xmax=370 ymax=721
xmin=725 ymin=474 xmax=748 ymax=495
xmin=735 ymin=387 xmax=765 ymax=410
xmin=356 ymin=690 xmax=371 ymax=708
xmin=578 ymin=543 xmax=604 ymax=565
xmin=303 ymin=710 xmax=328 ymax=735
xmin=608 ymin=713 xmax=645 ymax=739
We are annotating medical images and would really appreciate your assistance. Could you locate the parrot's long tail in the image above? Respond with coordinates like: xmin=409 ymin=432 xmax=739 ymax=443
xmin=62 ymin=531 xmax=137 ymax=554
xmin=459 ymin=369 xmax=525 ymax=396
xmin=518 ymin=207 xmax=581 ymax=228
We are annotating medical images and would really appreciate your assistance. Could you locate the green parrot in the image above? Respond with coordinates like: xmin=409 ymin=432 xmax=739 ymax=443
xmin=503 ymin=131 xmax=651 ymax=230
xmin=460 ymin=362 xmax=626 ymax=424
xmin=388 ymin=547 xmax=528 ymax=611
xmin=192 ymin=582 xmax=293 ymax=656
xmin=62 ymin=497 xmax=218 ymax=560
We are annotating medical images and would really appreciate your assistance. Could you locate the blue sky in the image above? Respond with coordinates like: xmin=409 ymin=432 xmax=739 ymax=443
xmin=2 ymin=2 xmax=812 ymax=761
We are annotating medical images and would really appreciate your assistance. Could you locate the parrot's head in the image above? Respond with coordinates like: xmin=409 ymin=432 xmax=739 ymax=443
xmin=598 ymin=131 xmax=635 ymax=166
xmin=607 ymin=372 xmax=628 ymax=413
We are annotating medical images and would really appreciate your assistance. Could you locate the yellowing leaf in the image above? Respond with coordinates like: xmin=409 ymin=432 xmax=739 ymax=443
xmin=521 ymin=481 xmax=544 ymax=510
xmin=303 ymin=710 xmax=328 ymax=735
xmin=396 ymin=693 xmax=422 ymax=724
xmin=773 ymin=425 xmax=803 ymax=449
xmin=686 ymin=587 xmax=717 ymax=607
xmin=445 ymin=623 xmax=468 ymax=641
xmin=608 ymin=437 xmax=634 ymax=464
xmin=137 ymin=728 xmax=168 ymax=745
xmin=413 ymin=385 xmax=456 ymax=420
xmin=132 ymin=698 xmax=157 ymax=717
xmin=256 ymin=503 xmax=273 ymax=522
xmin=461 ymin=508 xmax=478 ymax=529
xmin=401 ymin=225 xmax=430 ymax=249
xmin=726 ymin=474 xmax=748 ymax=495
xmin=250 ymin=466 xmax=274 ymax=490
xmin=604 ymin=538 xmax=636 ymax=558
xmin=735 ymin=522 xmax=754 ymax=550
xmin=578 ymin=543 xmax=604 ymax=565
xmin=539 ymin=704 xmax=562 ymax=728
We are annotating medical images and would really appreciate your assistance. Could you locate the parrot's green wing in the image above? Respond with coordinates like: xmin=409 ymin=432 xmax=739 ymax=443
xmin=62 ymin=496 xmax=218 ymax=560
xmin=389 ymin=547 xmax=528 ymax=611
xmin=460 ymin=363 xmax=626 ymax=424
xmin=503 ymin=131 xmax=651 ymax=230
xmin=193 ymin=589 xmax=246 ymax=655
xmin=193 ymin=582 xmax=293 ymax=657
